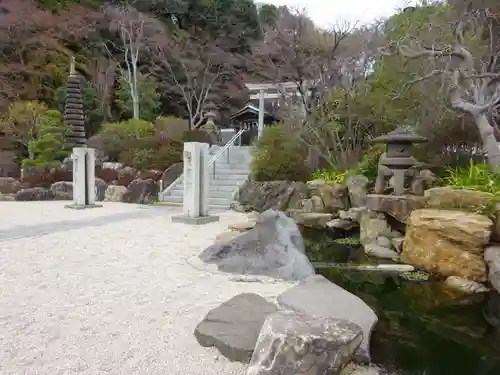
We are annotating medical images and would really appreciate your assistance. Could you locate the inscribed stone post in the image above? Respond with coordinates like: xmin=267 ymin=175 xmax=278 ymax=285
xmin=172 ymin=142 xmax=218 ymax=225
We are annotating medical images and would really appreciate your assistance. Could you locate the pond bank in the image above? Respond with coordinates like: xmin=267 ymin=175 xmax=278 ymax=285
xmin=303 ymin=227 xmax=500 ymax=375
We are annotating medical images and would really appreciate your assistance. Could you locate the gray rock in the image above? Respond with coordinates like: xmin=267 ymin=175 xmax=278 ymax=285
xmin=105 ymin=185 xmax=128 ymax=202
xmin=0 ymin=177 xmax=21 ymax=194
xmin=50 ymin=181 xmax=73 ymax=200
xmin=364 ymin=243 xmax=399 ymax=261
xmin=339 ymin=207 xmax=367 ymax=223
xmin=340 ymin=363 xmax=380 ymax=375
xmin=122 ymin=178 xmax=158 ymax=204
xmin=15 ymin=187 xmax=54 ymax=201
xmin=375 ymin=236 xmax=392 ymax=248
xmin=247 ymin=310 xmax=362 ymax=375
xmin=346 ymin=175 xmax=369 ymax=207
xmin=391 ymin=236 xmax=405 ymax=253
xmin=94 ymin=178 xmax=108 ymax=201
xmin=444 ymin=276 xmax=489 ymax=294
xmin=326 ymin=218 xmax=358 ymax=231
xmin=194 ymin=293 xmax=277 ymax=362
xmin=199 ymin=209 xmax=315 ymax=281
xmin=360 ymin=210 xmax=391 ymax=246
xmin=277 ymin=275 xmax=378 ymax=362
xmin=484 ymin=245 xmax=500 ymax=293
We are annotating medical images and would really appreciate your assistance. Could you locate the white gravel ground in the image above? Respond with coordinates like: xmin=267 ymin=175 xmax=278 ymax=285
xmin=0 ymin=202 xmax=293 ymax=375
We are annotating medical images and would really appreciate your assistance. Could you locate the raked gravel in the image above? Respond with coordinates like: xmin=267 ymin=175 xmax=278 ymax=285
xmin=0 ymin=202 xmax=294 ymax=375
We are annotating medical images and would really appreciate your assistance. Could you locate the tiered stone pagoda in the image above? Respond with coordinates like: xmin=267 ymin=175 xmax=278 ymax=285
xmin=64 ymin=56 xmax=86 ymax=147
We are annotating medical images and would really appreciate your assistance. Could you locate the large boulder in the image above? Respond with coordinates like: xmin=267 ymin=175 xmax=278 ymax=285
xmin=0 ymin=177 xmax=21 ymax=194
xmin=277 ymin=275 xmax=378 ymax=362
xmin=484 ymin=245 xmax=500 ymax=294
xmin=104 ymin=185 xmax=128 ymax=202
xmin=424 ymin=187 xmax=495 ymax=212
xmin=236 ymin=181 xmax=309 ymax=213
xmin=15 ymin=187 xmax=54 ymax=201
xmin=247 ymin=310 xmax=363 ymax=375
xmin=306 ymin=180 xmax=349 ymax=213
xmin=50 ymin=181 xmax=73 ymax=200
xmin=199 ymin=209 xmax=315 ymax=280
xmin=116 ymin=166 xmax=138 ymax=186
xmin=365 ymin=194 xmax=426 ymax=224
xmin=401 ymin=209 xmax=492 ymax=281
xmin=122 ymin=178 xmax=159 ymax=204
xmin=194 ymin=293 xmax=278 ymax=362
xmin=94 ymin=178 xmax=108 ymax=201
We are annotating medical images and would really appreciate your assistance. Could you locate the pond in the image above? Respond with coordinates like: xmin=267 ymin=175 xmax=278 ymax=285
xmin=302 ymin=227 xmax=500 ymax=375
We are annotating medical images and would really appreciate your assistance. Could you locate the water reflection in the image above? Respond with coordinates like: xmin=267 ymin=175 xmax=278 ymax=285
xmin=303 ymin=227 xmax=500 ymax=375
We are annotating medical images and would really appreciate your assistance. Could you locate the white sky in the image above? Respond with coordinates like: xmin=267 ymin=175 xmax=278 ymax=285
xmin=262 ymin=0 xmax=419 ymax=27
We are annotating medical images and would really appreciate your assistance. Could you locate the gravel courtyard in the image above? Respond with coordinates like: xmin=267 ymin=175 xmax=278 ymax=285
xmin=0 ymin=202 xmax=292 ymax=375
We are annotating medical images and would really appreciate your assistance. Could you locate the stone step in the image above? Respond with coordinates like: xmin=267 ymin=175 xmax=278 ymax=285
xmin=161 ymin=195 xmax=232 ymax=205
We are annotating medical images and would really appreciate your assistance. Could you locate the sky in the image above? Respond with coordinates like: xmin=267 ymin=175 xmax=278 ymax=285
xmin=262 ymin=0 xmax=419 ymax=27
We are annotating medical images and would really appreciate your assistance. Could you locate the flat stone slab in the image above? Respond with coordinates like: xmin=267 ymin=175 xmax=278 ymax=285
xmin=277 ymin=275 xmax=378 ymax=362
xmin=64 ymin=203 xmax=103 ymax=210
xmin=194 ymin=293 xmax=278 ymax=362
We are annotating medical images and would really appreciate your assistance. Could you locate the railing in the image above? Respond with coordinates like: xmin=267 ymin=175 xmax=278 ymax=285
xmin=159 ymin=129 xmax=246 ymax=199
xmin=209 ymin=128 xmax=246 ymax=177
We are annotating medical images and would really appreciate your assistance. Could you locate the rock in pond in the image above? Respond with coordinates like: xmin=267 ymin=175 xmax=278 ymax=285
xmin=247 ymin=310 xmax=362 ymax=375
xmin=277 ymin=275 xmax=378 ymax=362
xmin=199 ymin=209 xmax=315 ymax=281
xmin=194 ymin=293 xmax=278 ymax=362
xmin=484 ymin=245 xmax=500 ymax=294
xmin=402 ymin=209 xmax=491 ymax=281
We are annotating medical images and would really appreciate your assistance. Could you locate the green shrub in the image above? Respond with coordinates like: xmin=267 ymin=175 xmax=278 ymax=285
xmin=118 ymin=136 xmax=183 ymax=171
xmin=311 ymin=169 xmax=349 ymax=184
xmin=98 ymin=119 xmax=155 ymax=161
xmin=351 ymin=143 xmax=385 ymax=181
xmin=251 ymin=125 xmax=310 ymax=181
xmin=22 ymin=109 xmax=71 ymax=168
xmin=442 ymin=160 xmax=500 ymax=195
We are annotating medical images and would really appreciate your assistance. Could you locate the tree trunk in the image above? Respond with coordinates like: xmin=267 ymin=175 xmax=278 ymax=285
xmin=475 ymin=113 xmax=500 ymax=171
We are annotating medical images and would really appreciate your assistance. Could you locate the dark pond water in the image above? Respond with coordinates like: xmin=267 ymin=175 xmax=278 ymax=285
xmin=302 ymin=227 xmax=500 ymax=375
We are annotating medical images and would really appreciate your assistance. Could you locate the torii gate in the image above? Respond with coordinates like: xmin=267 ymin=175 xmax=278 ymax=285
xmin=245 ymin=82 xmax=307 ymax=138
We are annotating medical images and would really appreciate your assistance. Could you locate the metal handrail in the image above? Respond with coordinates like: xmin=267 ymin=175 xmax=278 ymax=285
xmin=209 ymin=128 xmax=246 ymax=166
xmin=159 ymin=129 xmax=246 ymax=199
xmin=210 ymin=128 xmax=246 ymax=177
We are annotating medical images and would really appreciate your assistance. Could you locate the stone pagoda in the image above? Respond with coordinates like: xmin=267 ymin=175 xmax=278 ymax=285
xmin=64 ymin=56 xmax=86 ymax=147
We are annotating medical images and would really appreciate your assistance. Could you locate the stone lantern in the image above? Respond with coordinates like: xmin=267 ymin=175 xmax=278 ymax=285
xmin=371 ymin=127 xmax=427 ymax=195
xmin=200 ymin=101 xmax=220 ymax=144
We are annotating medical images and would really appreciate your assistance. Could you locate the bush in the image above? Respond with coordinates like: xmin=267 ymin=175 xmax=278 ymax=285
xmin=182 ymin=129 xmax=213 ymax=144
xmin=118 ymin=136 xmax=183 ymax=171
xmin=155 ymin=116 xmax=189 ymax=141
xmin=442 ymin=160 xmax=500 ymax=195
xmin=251 ymin=125 xmax=310 ymax=181
xmin=22 ymin=109 xmax=71 ymax=168
xmin=311 ymin=169 xmax=349 ymax=184
xmin=351 ymin=143 xmax=385 ymax=181
xmin=98 ymin=119 xmax=155 ymax=161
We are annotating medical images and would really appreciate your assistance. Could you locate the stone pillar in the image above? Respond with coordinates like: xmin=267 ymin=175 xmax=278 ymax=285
xmin=199 ymin=142 xmax=210 ymax=217
xmin=258 ymin=88 xmax=265 ymax=138
xmin=172 ymin=142 xmax=219 ymax=225
xmin=65 ymin=147 xmax=101 ymax=209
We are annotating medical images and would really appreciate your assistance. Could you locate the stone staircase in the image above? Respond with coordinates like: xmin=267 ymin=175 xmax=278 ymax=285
xmin=159 ymin=145 xmax=252 ymax=211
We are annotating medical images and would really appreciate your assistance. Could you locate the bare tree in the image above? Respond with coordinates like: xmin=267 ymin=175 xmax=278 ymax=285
xmin=389 ymin=9 xmax=500 ymax=170
xmin=155 ymin=43 xmax=228 ymax=129
xmin=104 ymin=5 xmax=160 ymax=120
xmin=90 ymin=57 xmax=117 ymax=122
xmin=254 ymin=8 xmax=377 ymax=170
